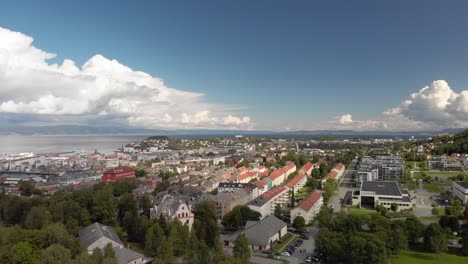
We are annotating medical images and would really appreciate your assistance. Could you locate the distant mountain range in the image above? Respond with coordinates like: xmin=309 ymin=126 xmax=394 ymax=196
xmin=0 ymin=125 xmax=465 ymax=138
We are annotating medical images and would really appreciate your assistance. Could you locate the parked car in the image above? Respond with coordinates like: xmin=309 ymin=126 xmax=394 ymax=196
xmin=281 ymin=251 xmax=290 ymax=257
xmin=300 ymin=234 xmax=309 ymax=240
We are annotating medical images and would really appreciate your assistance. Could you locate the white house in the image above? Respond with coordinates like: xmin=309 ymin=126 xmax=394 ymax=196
xmin=150 ymin=194 xmax=194 ymax=231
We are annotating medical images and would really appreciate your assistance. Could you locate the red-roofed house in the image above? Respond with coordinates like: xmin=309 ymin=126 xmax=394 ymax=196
xmin=252 ymin=180 xmax=268 ymax=196
xmin=252 ymin=165 xmax=267 ymax=173
xmin=290 ymin=191 xmax=323 ymax=223
xmin=102 ymin=166 xmax=136 ymax=184
xmin=300 ymin=162 xmax=313 ymax=176
xmin=286 ymin=173 xmax=307 ymax=194
xmin=235 ymin=171 xmax=256 ymax=183
xmin=247 ymin=186 xmax=288 ymax=218
xmin=332 ymin=163 xmax=346 ymax=179
xmin=257 ymin=170 xmax=270 ymax=179
xmin=270 ymin=169 xmax=286 ymax=186
xmin=322 ymin=170 xmax=338 ymax=184
xmin=283 ymin=162 xmax=296 ymax=177
xmin=235 ymin=166 xmax=248 ymax=174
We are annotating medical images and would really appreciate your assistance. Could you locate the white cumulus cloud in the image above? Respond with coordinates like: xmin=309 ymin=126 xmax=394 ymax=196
xmin=384 ymin=80 xmax=468 ymax=128
xmin=338 ymin=113 xmax=353 ymax=124
xmin=0 ymin=27 xmax=252 ymax=129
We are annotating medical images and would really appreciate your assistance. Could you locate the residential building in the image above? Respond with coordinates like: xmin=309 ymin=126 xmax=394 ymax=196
xmin=285 ymin=172 xmax=307 ymax=195
xmin=357 ymin=155 xmax=404 ymax=182
xmin=78 ymin=222 xmax=150 ymax=264
xmin=247 ymin=186 xmax=288 ymax=218
xmin=453 ymin=182 xmax=468 ymax=205
xmin=150 ymin=194 xmax=194 ymax=231
xmin=223 ymin=215 xmax=287 ymax=251
xmin=290 ymin=191 xmax=323 ymax=223
xmin=300 ymin=162 xmax=313 ymax=176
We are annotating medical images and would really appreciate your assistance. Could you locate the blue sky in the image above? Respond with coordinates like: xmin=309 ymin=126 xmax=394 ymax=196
xmin=0 ymin=0 xmax=467 ymax=131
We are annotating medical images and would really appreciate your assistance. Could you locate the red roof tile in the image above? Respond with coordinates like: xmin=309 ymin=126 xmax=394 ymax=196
xmin=301 ymin=162 xmax=313 ymax=173
xmin=103 ymin=166 xmax=135 ymax=174
xmin=252 ymin=180 xmax=267 ymax=189
xmin=334 ymin=163 xmax=344 ymax=171
xmin=236 ymin=171 xmax=255 ymax=181
xmin=286 ymin=173 xmax=306 ymax=189
xmin=259 ymin=186 xmax=287 ymax=200
xmin=270 ymin=169 xmax=285 ymax=179
xmin=298 ymin=191 xmax=322 ymax=212
xmin=325 ymin=170 xmax=338 ymax=180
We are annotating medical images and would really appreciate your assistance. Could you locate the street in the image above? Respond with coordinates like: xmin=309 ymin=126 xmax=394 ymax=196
xmin=328 ymin=159 xmax=357 ymax=213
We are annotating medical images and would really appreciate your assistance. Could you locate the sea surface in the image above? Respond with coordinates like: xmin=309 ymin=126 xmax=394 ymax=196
xmin=0 ymin=135 xmax=149 ymax=155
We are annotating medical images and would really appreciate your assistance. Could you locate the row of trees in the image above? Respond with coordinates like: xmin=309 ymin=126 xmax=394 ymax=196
xmin=315 ymin=208 xmax=468 ymax=264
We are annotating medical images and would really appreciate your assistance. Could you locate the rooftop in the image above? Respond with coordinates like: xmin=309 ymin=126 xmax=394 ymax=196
xmin=361 ymin=181 xmax=402 ymax=197
xmin=455 ymin=182 xmax=468 ymax=189
xmin=297 ymin=191 xmax=322 ymax=212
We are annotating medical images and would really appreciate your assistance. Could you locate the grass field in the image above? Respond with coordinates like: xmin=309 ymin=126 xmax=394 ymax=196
xmin=273 ymin=233 xmax=296 ymax=252
xmin=392 ymin=250 xmax=468 ymax=264
xmin=348 ymin=207 xmax=378 ymax=216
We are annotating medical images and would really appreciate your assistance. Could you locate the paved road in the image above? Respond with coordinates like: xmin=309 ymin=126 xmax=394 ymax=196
xmin=329 ymin=159 xmax=357 ymax=213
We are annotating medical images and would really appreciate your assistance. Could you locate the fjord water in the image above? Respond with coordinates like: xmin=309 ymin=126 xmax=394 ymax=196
xmin=0 ymin=135 xmax=148 ymax=154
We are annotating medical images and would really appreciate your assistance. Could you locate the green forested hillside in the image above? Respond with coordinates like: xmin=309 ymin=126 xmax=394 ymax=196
xmin=432 ymin=129 xmax=468 ymax=155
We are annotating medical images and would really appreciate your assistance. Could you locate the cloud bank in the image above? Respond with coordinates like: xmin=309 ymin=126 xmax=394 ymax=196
xmin=384 ymin=80 xmax=468 ymax=128
xmin=331 ymin=80 xmax=467 ymax=131
xmin=0 ymin=27 xmax=252 ymax=129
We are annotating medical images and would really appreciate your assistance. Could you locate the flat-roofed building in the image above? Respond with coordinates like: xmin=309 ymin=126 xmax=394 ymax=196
xmin=353 ymin=181 xmax=412 ymax=211
xmin=453 ymin=182 xmax=468 ymax=205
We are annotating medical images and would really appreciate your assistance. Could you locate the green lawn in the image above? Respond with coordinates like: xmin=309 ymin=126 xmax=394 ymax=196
xmin=423 ymin=183 xmax=446 ymax=193
xmin=273 ymin=233 xmax=297 ymax=252
xmin=348 ymin=207 xmax=378 ymax=216
xmin=392 ymin=250 xmax=468 ymax=264
xmin=432 ymin=207 xmax=445 ymax=216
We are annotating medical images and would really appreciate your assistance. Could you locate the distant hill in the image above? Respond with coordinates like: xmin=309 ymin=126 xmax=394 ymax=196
xmin=0 ymin=125 xmax=464 ymax=138
xmin=431 ymin=128 xmax=468 ymax=155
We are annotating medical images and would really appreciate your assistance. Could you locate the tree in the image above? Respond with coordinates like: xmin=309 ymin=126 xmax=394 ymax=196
xmin=145 ymin=223 xmax=165 ymax=256
xmin=157 ymin=236 xmax=175 ymax=264
xmin=375 ymin=205 xmax=387 ymax=216
xmin=139 ymin=193 xmax=152 ymax=217
xmin=305 ymin=176 xmax=318 ymax=190
xmin=445 ymin=199 xmax=463 ymax=216
xmin=193 ymin=201 xmax=219 ymax=248
xmin=311 ymin=168 xmax=320 ymax=179
xmin=390 ymin=203 xmax=398 ymax=212
xmin=40 ymin=244 xmax=72 ymax=264
xmin=9 ymin=242 xmax=37 ymax=264
xmin=92 ymin=185 xmax=116 ymax=225
xmin=19 ymin=181 xmax=36 ymax=197
xmin=404 ymin=217 xmax=425 ymax=245
xmin=424 ymin=223 xmax=447 ymax=253
xmin=292 ymin=216 xmax=307 ymax=233
xmin=388 ymin=223 xmax=408 ymax=255
xmin=290 ymin=189 xmax=295 ymax=208
xmin=439 ymin=215 xmax=460 ymax=233
xmin=117 ymin=193 xmax=138 ymax=225
xmin=460 ymin=229 xmax=468 ymax=256
xmin=273 ymin=204 xmax=282 ymax=219
xmin=317 ymin=207 xmax=333 ymax=228
xmin=24 ymin=206 xmax=49 ymax=229
xmin=233 ymin=233 xmax=250 ymax=262
xmin=221 ymin=205 xmax=261 ymax=231
xmin=135 ymin=168 xmax=147 ymax=178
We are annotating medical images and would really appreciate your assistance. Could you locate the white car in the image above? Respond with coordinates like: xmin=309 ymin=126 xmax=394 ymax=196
xmin=281 ymin=252 xmax=291 ymax=257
